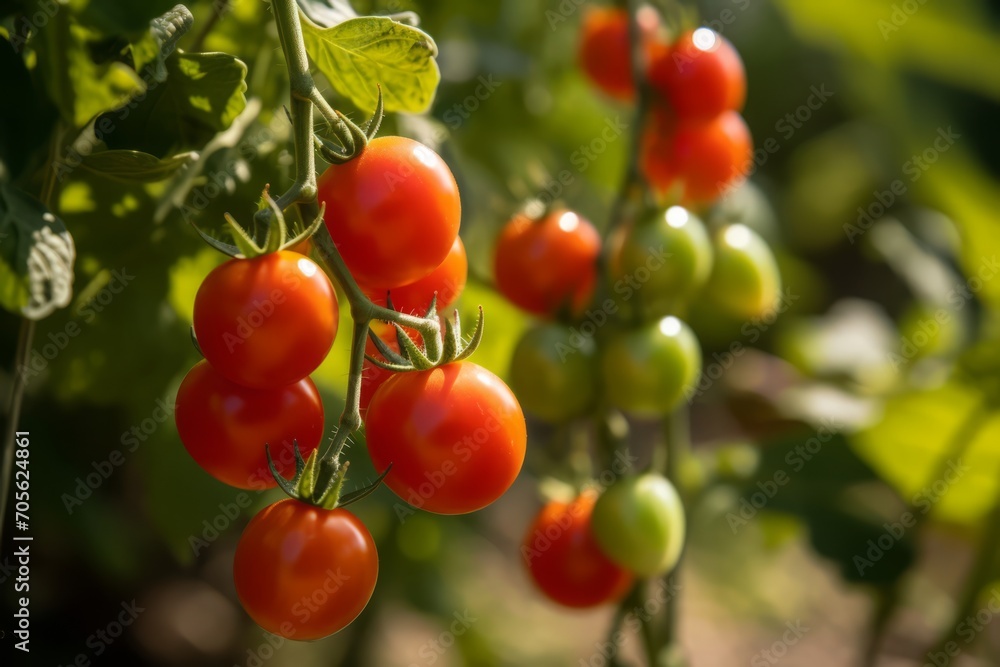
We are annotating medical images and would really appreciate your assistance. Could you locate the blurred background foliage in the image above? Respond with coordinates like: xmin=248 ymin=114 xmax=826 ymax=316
xmin=2 ymin=0 xmax=1000 ymax=665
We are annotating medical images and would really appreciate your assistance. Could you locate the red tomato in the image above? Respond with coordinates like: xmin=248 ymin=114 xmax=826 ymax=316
xmin=193 ymin=251 xmax=338 ymax=388
xmin=174 ymin=360 xmax=324 ymax=489
xmin=364 ymin=361 xmax=526 ymax=515
xmin=522 ymin=491 xmax=634 ymax=608
xmin=318 ymin=136 xmax=461 ymax=290
xmin=233 ymin=500 xmax=378 ymax=640
xmin=364 ymin=237 xmax=468 ymax=316
xmin=648 ymin=28 xmax=746 ymax=119
xmin=578 ymin=6 xmax=661 ymax=101
xmin=494 ymin=209 xmax=601 ymax=317
xmin=641 ymin=107 xmax=752 ymax=204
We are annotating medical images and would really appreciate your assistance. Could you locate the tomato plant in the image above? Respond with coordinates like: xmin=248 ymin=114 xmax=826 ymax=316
xmin=648 ymin=28 xmax=746 ymax=120
xmin=523 ymin=491 xmax=634 ymax=608
xmin=318 ymin=136 xmax=461 ymax=290
xmin=174 ymin=360 xmax=324 ymax=489
xmin=193 ymin=251 xmax=338 ymax=389
xmin=364 ymin=361 xmax=527 ymax=515
xmin=703 ymin=224 xmax=782 ymax=319
xmin=591 ymin=472 xmax=686 ymax=577
xmin=641 ymin=108 xmax=752 ymax=204
xmin=601 ymin=317 xmax=702 ymax=416
xmin=606 ymin=205 xmax=713 ymax=318
xmin=494 ymin=209 xmax=601 ymax=317
xmin=233 ymin=500 xmax=378 ymax=640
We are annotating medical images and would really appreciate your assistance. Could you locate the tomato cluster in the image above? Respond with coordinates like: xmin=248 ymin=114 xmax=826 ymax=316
xmin=578 ymin=10 xmax=752 ymax=203
xmin=174 ymin=136 xmax=527 ymax=640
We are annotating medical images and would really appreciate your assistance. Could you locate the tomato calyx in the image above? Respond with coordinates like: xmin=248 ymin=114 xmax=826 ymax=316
xmin=266 ymin=443 xmax=392 ymax=510
xmin=315 ymin=86 xmax=385 ymax=165
xmin=366 ymin=302 xmax=485 ymax=372
xmin=192 ymin=185 xmax=325 ymax=259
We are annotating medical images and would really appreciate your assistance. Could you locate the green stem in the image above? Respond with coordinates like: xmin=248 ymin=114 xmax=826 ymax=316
xmin=659 ymin=407 xmax=689 ymax=661
xmin=861 ymin=403 xmax=988 ymax=667
xmin=1 ymin=319 xmax=36 ymax=548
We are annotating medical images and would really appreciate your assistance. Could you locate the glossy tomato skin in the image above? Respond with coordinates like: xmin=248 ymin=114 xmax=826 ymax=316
xmin=233 ymin=500 xmax=378 ymax=640
xmin=193 ymin=251 xmax=337 ymax=389
xmin=602 ymin=317 xmax=702 ymax=416
xmin=364 ymin=361 xmax=526 ymax=515
xmin=648 ymin=28 xmax=746 ymax=119
xmin=704 ymin=224 xmax=782 ymax=319
xmin=591 ymin=472 xmax=686 ymax=577
xmin=509 ymin=324 xmax=599 ymax=422
xmin=494 ymin=209 xmax=601 ymax=317
xmin=523 ymin=491 xmax=633 ymax=608
xmin=641 ymin=107 xmax=752 ymax=205
xmin=578 ymin=6 xmax=661 ymax=101
xmin=318 ymin=136 xmax=461 ymax=290
xmin=174 ymin=361 xmax=324 ymax=489
xmin=364 ymin=237 xmax=467 ymax=316
xmin=607 ymin=205 xmax=713 ymax=320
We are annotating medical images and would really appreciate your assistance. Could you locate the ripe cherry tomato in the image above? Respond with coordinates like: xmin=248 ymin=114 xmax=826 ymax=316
xmin=578 ymin=6 xmax=661 ymax=101
xmin=522 ymin=491 xmax=633 ymax=608
xmin=193 ymin=251 xmax=338 ymax=389
xmin=494 ymin=209 xmax=601 ymax=317
xmin=641 ymin=107 xmax=752 ymax=204
xmin=364 ymin=361 xmax=526 ymax=515
xmin=174 ymin=360 xmax=324 ymax=489
xmin=364 ymin=237 xmax=467 ymax=316
xmin=591 ymin=472 xmax=686 ymax=577
xmin=318 ymin=136 xmax=461 ymax=290
xmin=606 ymin=205 xmax=713 ymax=319
xmin=358 ymin=322 xmax=422 ymax=417
xmin=509 ymin=324 xmax=599 ymax=422
xmin=648 ymin=28 xmax=746 ymax=119
xmin=601 ymin=317 xmax=702 ymax=416
xmin=233 ymin=500 xmax=378 ymax=640
xmin=704 ymin=223 xmax=781 ymax=318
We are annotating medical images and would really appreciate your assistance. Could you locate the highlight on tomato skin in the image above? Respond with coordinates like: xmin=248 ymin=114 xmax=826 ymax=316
xmin=493 ymin=208 xmax=601 ymax=318
xmin=363 ymin=361 xmax=527 ymax=516
xmin=522 ymin=490 xmax=634 ymax=609
xmin=233 ymin=500 xmax=378 ymax=640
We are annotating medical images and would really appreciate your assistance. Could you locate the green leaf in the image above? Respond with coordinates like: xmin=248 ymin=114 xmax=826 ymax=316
xmin=0 ymin=183 xmax=75 ymax=320
xmin=77 ymin=150 xmax=195 ymax=184
xmin=301 ymin=14 xmax=440 ymax=113
xmin=852 ymin=383 xmax=1000 ymax=526
xmin=100 ymin=51 xmax=248 ymax=155
xmin=33 ymin=11 xmax=145 ymax=128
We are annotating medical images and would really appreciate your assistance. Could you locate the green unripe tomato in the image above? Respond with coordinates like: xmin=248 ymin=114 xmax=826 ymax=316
xmin=591 ymin=472 xmax=686 ymax=577
xmin=509 ymin=324 xmax=599 ymax=422
xmin=607 ymin=206 xmax=713 ymax=319
xmin=704 ymin=224 xmax=781 ymax=319
xmin=601 ymin=317 xmax=702 ymax=416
